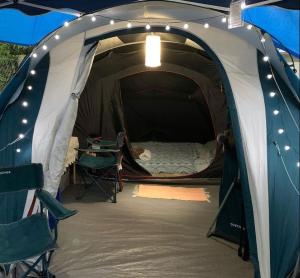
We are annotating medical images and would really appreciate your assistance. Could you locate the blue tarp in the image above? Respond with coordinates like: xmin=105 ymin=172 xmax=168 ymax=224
xmin=0 ymin=9 xmax=75 ymax=45
xmin=243 ymin=6 xmax=300 ymax=58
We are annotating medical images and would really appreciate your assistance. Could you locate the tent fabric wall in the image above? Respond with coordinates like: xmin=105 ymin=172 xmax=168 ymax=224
xmin=0 ymin=2 xmax=299 ymax=277
xmin=257 ymin=52 xmax=299 ymax=278
xmin=32 ymin=35 xmax=97 ymax=195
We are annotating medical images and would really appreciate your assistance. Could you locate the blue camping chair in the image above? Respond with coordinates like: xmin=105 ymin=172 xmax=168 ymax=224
xmin=76 ymin=132 xmax=126 ymax=203
xmin=0 ymin=163 xmax=77 ymax=278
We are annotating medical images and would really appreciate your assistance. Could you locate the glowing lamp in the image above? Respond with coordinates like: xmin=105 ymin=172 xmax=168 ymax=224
xmin=145 ymin=35 xmax=161 ymax=68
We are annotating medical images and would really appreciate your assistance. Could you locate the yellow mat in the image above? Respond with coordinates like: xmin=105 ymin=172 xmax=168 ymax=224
xmin=133 ymin=184 xmax=210 ymax=202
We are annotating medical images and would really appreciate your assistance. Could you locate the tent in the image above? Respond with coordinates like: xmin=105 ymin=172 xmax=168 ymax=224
xmin=0 ymin=1 xmax=299 ymax=278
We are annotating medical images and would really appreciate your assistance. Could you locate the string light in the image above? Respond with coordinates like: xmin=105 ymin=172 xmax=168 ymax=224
xmin=297 ymin=162 xmax=300 ymax=168
xmin=222 ymin=17 xmax=227 ymax=23
xmin=91 ymin=16 xmax=96 ymax=22
xmin=145 ymin=24 xmax=151 ymax=30
xmin=284 ymin=145 xmax=290 ymax=151
xmin=204 ymin=23 xmax=209 ymax=29
xmin=165 ymin=25 xmax=170 ymax=31
xmin=183 ymin=23 xmax=189 ymax=29
xmin=30 ymin=70 xmax=36 ymax=75
xmin=247 ymin=24 xmax=253 ymax=30
xmin=261 ymin=37 xmax=266 ymax=43
xmin=110 ymin=19 xmax=115 ymax=25
xmin=27 ymin=85 xmax=33 ymax=91
xmin=127 ymin=22 xmax=132 ymax=28
xmin=267 ymin=74 xmax=273 ymax=79
xmin=64 ymin=21 xmax=69 ymax=27
xmin=16 ymin=148 xmax=21 ymax=153
xmin=22 ymin=101 xmax=28 ymax=107
xmin=54 ymin=34 xmax=60 ymax=40
xmin=273 ymin=110 xmax=279 ymax=115
xmin=278 ymin=129 xmax=284 ymax=134
xmin=32 ymin=53 xmax=38 ymax=58
xmin=22 ymin=119 xmax=28 ymax=124
xmin=18 ymin=134 xmax=25 ymax=139
xmin=263 ymin=56 xmax=269 ymax=62
xmin=269 ymin=92 xmax=276 ymax=98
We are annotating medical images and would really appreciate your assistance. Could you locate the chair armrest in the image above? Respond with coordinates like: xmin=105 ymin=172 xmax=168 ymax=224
xmin=36 ymin=190 xmax=77 ymax=220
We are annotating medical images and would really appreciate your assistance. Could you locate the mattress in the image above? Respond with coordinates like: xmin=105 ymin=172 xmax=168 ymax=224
xmin=131 ymin=141 xmax=216 ymax=174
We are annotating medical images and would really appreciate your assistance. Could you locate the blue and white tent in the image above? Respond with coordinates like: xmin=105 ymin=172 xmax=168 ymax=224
xmin=0 ymin=1 xmax=299 ymax=278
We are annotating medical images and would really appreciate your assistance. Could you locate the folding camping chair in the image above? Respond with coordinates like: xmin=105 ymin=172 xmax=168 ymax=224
xmin=76 ymin=132 xmax=126 ymax=203
xmin=0 ymin=163 xmax=77 ymax=278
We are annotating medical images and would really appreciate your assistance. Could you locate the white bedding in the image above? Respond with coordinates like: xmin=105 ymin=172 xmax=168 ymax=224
xmin=132 ymin=141 xmax=216 ymax=174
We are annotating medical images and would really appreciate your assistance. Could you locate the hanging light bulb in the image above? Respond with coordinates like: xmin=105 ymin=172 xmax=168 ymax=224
xmin=145 ymin=24 xmax=151 ymax=30
xmin=273 ymin=110 xmax=279 ymax=115
xmin=247 ymin=24 xmax=253 ymax=30
xmin=222 ymin=17 xmax=227 ymax=23
xmin=27 ymin=85 xmax=33 ymax=91
xmin=284 ymin=145 xmax=290 ymax=151
xmin=30 ymin=70 xmax=36 ymax=75
xmin=278 ymin=129 xmax=284 ymax=134
xmin=165 ymin=25 xmax=170 ymax=31
xmin=145 ymin=35 xmax=161 ymax=68
xmin=184 ymin=23 xmax=189 ymax=29
xmin=269 ymin=92 xmax=276 ymax=98
xmin=127 ymin=22 xmax=132 ymax=28
xmin=110 ymin=19 xmax=115 ymax=25
xmin=22 ymin=101 xmax=28 ymax=107
xmin=261 ymin=36 xmax=266 ymax=43
xmin=263 ymin=56 xmax=269 ymax=62
xmin=297 ymin=162 xmax=300 ymax=167
xmin=22 ymin=119 xmax=28 ymax=124
xmin=54 ymin=34 xmax=60 ymax=40
xmin=267 ymin=74 xmax=273 ymax=79
xmin=204 ymin=23 xmax=209 ymax=29
xmin=91 ymin=16 xmax=96 ymax=22
xmin=19 ymin=134 xmax=25 ymax=139
xmin=32 ymin=53 xmax=38 ymax=58
xmin=16 ymin=148 xmax=21 ymax=153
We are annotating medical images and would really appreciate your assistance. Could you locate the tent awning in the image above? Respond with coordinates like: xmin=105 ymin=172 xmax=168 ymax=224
xmin=0 ymin=0 xmax=299 ymax=15
xmin=0 ymin=0 xmax=299 ymax=57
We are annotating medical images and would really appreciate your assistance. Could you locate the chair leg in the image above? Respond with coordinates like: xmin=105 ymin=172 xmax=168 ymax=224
xmin=76 ymin=167 xmax=93 ymax=200
xmin=42 ymin=254 xmax=50 ymax=278
xmin=21 ymin=255 xmax=44 ymax=278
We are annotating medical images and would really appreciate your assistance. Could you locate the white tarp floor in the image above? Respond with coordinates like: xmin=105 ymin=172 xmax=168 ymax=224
xmin=131 ymin=141 xmax=216 ymax=175
xmin=50 ymin=183 xmax=253 ymax=277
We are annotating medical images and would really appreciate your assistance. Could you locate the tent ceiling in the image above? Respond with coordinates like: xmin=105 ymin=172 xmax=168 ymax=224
xmin=96 ymin=33 xmax=202 ymax=56
xmin=93 ymin=42 xmax=218 ymax=83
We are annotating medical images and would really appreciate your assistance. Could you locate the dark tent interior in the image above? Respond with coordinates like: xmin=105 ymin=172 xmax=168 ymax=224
xmin=73 ymin=33 xmax=229 ymax=178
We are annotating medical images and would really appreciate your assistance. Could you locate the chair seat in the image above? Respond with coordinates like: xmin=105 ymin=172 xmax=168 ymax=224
xmin=98 ymin=140 xmax=117 ymax=147
xmin=0 ymin=214 xmax=56 ymax=264
xmin=78 ymin=154 xmax=117 ymax=169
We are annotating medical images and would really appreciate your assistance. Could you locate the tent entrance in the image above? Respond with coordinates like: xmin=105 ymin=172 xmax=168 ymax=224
xmin=73 ymin=35 xmax=229 ymax=179
xmin=121 ymin=71 xmax=217 ymax=177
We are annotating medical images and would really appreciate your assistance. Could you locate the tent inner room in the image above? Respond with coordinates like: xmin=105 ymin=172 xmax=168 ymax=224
xmin=73 ymin=33 xmax=228 ymax=179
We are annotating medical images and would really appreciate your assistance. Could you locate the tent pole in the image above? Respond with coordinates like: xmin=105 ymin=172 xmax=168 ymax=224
xmin=206 ymin=170 xmax=240 ymax=238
